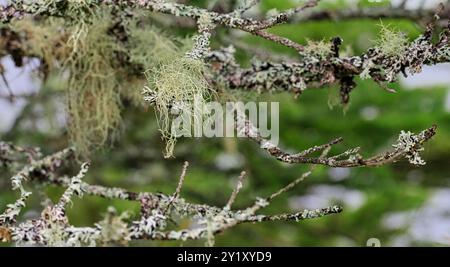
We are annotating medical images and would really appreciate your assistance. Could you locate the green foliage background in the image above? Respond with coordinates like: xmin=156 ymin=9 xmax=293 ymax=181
xmin=1 ymin=0 xmax=449 ymax=246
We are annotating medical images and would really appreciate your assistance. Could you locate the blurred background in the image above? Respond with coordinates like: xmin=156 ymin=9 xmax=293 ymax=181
xmin=1 ymin=0 xmax=449 ymax=246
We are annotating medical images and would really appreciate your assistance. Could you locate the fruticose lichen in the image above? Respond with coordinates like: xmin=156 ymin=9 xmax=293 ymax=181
xmin=304 ymin=39 xmax=333 ymax=59
xmin=375 ymin=23 xmax=409 ymax=58
xmin=7 ymin=4 xmax=203 ymax=158
xmin=393 ymin=130 xmax=426 ymax=166
xmin=143 ymin=56 xmax=212 ymax=158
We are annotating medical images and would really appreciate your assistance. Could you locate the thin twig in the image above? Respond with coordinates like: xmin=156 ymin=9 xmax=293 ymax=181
xmin=224 ymin=171 xmax=246 ymax=210
xmin=163 ymin=161 xmax=189 ymax=215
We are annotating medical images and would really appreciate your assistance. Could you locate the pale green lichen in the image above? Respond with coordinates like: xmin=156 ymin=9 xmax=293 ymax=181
xmin=9 ymin=6 xmax=125 ymax=158
xmin=64 ymin=11 xmax=124 ymax=158
xmin=126 ymin=21 xmax=191 ymax=68
xmin=9 ymin=6 xmax=173 ymax=158
xmin=144 ymin=57 xmax=212 ymax=158
xmin=130 ymin=23 xmax=212 ymax=157
xmin=375 ymin=23 xmax=408 ymax=57
xmin=128 ymin=20 xmax=217 ymax=158
xmin=9 ymin=17 xmax=67 ymax=69
xmin=304 ymin=39 xmax=333 ymax=59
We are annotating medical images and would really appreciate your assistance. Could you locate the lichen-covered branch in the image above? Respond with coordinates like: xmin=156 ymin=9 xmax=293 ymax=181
xmin=251 ymin=0 xmax=319 ymax=30
xmin=0 ymin=0 xmax=315 ymax=52
xmin=0 ymin=142 xmax=42 ymax=166
xmin=289 ymin=2 xmax=450 ymax=24
xmin=1 ymin=0 xmax=314 ymax=30
xmin=3 ymin=0 xmax=440 ymax=167
xmin=2 ymin=1 xmax=450 ymax=103
xmin=207 ymin=17 xmax=450 ymax=102
xmin=235 ymin=109 xmax=436 ymax=167
xmin=0 ymin=147 xmax=74 ymax=228
xmin=0 ymin=146 xmax=341 ymax=246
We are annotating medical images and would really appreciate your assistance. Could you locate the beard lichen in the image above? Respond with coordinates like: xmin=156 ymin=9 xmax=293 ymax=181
xmin=9 ymin=18 xmax=67 ymax=70
xmin=7 ymin=3 xmax=213 ymax=158
xmin=144 ymin=56 xmax=212 ymax=158
xmin=8 ymin=6 xmax=126 ymax=158
xmin=129 ymin=24 xmax=212 ymax=158
xmin=64 ymin=11 xmax=124 ymax=158
xmin=8 ymin=6 xmax=178 ymax=158
xmin=125 ymin=22 xmax=191 ymax=68
xmin=375 ymin=23 xmax=408 ymax=57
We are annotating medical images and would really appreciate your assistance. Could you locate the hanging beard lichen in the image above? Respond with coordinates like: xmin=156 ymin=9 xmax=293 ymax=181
xmin=8 ymin=3 xmax=212 ymax=158
xmin=11 ymin=6 xmax=134 ymax=157
xmin=9 ymin=18 xmax=67 ymax=70
xmin=125 ymin=22 xmax=189 ymax=68
xmin=6 ymin=8 xmax=167 ymax=157
xmin=144 ymin=57 xmax=212 ymax=158
xmin=64 ymin=12 xmax=123 ymax=158
xmin=123 ymin=21 xmax=194 ymax=108
xmin=9 ymin=6 xmax=136 ymax=158
xmin=130 ymin=25 xmax=213 ymax=158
